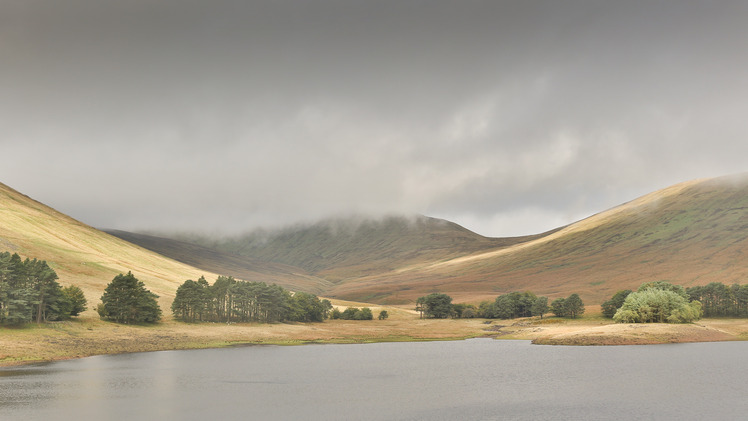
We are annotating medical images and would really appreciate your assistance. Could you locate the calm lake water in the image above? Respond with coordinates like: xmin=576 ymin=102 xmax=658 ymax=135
xmin=1 ymin=339 xmax=747 ymax=420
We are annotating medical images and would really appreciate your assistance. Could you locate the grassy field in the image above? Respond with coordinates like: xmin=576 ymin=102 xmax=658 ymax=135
xmin=4 ymin=307 xmax=748 ymax=367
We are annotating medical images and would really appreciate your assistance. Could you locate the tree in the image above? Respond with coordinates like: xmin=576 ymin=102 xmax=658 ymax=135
xmin=565 ymin=293 xmax=585 ymax=319
xmin=61 ymin=285 xmax=88 ymax=317
xmin=614 ymin=286 xmax=701 ymax=323
xmin=601 ymin=290 xmax=632 ymax=318
xmin=172 ymin=278 xmax=209 ymax=322
xmin=0 ymin=252 xmax=85 ymax=324
xmin=531 ymin=296 xmax=549 ymax=319
xmin=357 ymin=307 xmax=374 ymax=320
xmin=550 ymin=298 xmax=567 ymax=317
xmin=419 ymin=293 xmax=453 ymax=319
xmin=378 ymin=310 xmax=389 ymax=320
xmin=341 ymin=307 xmax=360 ymax=320
xmin=331 ymin=308 xmax=342 ymax=319
xmin=99 ymin=272 xmax=162 ymax=324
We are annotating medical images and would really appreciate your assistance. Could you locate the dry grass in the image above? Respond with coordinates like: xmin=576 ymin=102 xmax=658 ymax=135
xmin=4 ymin=307 xmax=748 ymax=367
xmin=0 ymin=311 xmax=488 ymax=367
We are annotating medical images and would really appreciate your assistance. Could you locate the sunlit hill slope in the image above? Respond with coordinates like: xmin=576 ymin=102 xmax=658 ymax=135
xmin=0 ymin=183 xmax=323 ymax=311
xmin=141 ymin=176 xmax=748 ymax=305
xmin=325 ymin=176 xmax=748 ymax=304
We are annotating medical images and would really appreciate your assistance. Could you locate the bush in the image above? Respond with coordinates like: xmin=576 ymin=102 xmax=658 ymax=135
xmin=99 ymin=272 xmax=161 ymax=324
xmin=613 ymin=284 xmax=702 ymax=323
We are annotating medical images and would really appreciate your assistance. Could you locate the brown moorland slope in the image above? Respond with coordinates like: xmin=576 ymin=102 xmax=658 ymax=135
xmin=104 ymin=229 xmax=332 ymax=294
xmin=328 ymin=176 xmax=748 ymax=304
xmin=172 ymin=215 xmax=559 ymax=282
xmin=0 ymin=182 xmax=319 ymax=312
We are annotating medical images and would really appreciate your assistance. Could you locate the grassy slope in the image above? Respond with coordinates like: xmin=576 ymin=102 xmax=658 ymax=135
xmin=331 ymin=176 xmax=748 ymax=304
xmin=104 ymin=230 xmax=333 ymax=294
xmin=0 ymin=182 xmax=223 ymax=312
xmin=177 ymin=215 xmax=558 ymax=282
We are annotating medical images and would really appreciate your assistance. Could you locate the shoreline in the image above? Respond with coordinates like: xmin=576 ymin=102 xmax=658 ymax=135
xmin=2 ymin=315 xmax=747 ymax=368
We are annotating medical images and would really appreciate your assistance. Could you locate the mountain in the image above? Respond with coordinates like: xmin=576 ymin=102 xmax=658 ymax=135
xmin=168 ymin=215 xmax=558 ymax=282
xmin=8 ymin=174 xmax=748 ymax=308
xmin=104 ymin=230 xmax=332 ymax=294
xmin=325 ymin=176 xmax=748 ymax=304
xmin=0 ymin=182 xmax=320 ymax=312
xmin=135 ymin=175 xmax=748 ymax=305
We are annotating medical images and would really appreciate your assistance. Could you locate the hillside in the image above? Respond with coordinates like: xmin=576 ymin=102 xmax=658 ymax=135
xmin=327 ymin=176 xmax=748 ymax=304
xmin=173 ymin=215 xmax=557 ymax=282
xmin=0 ymin=182 xmax=318 ymax=312
xmin=119 ymin=176 xmax=748 ymax=305
xmin=104 ymin=230 xmax=332 ymax=294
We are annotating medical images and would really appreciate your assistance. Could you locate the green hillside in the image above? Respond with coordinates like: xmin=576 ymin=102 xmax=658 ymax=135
xmin=174 ymin=215 xmax=557 ymax=282
xmin=328 ymin=176 xmax=748 ymax=304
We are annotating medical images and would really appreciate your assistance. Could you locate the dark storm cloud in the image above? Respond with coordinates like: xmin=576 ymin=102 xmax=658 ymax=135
xmin=2 ymin=0 xmax=748 ymax=236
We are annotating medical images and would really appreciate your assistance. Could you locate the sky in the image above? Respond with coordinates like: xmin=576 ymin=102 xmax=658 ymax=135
xmin=2 ymin=0 xmax=748 ymax=237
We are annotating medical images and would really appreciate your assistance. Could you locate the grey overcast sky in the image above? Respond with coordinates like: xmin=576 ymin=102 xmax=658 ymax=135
xmin=2 ymin=0 xmax=748 ymax=237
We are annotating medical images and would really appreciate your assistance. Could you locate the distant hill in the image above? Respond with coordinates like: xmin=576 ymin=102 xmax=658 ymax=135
xmin=325 ymin=176 xmax=748 ymax=304
xmin=170 ymin=215 xmax=558 ymax=282
xmin=104 ymin=230 xmax=332 ymax=294
xmin=8 ymin=174 xmax=748 ymax=309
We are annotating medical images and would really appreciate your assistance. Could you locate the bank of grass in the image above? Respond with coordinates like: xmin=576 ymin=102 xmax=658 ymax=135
xmin=4 ymin=310 xmax=748 ymax=367
xmin=0 ymin=308 xmax=489 ymax=367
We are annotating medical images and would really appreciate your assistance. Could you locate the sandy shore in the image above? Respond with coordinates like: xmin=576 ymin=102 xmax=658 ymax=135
xmin=2 ymin=312 xmax=748 ymax=367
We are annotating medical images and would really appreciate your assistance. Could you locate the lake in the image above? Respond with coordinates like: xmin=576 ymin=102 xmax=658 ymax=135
xmin=2 ymin=339 xmax=747 ymax=420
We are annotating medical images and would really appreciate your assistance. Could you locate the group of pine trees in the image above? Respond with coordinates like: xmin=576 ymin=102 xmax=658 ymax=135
xmin=171 ymin=276 xmax=332 ymax=323
xmin=415 ymin=291 xmax=584 ymax=320
xmin=0 ymin=252 xmax=87 ymax=325
xmin=686 ymin=282 xmax=748 ymax=318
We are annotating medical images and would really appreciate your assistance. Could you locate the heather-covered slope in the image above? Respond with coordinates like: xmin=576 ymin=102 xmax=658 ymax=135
xmin=177 ymin=215 xmax=555 ymax=282
xmin=104 ymin=230 xmax=332 ymax=294
xmin=330 ymin=176 xmax=748 ymax=304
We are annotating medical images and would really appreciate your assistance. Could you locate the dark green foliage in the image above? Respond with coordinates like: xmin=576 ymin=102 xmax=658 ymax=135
xmin=0 ymin=252 xmax=85 ymax=325
xmin=549 ymin=294 xmax=585 ymax=318
xmin=172 ymin=276 xmax=327 ymax=323
xmin=475 ymin=293 xmax=549 ymax=319
xmin=565 ymin=294 xmax=585 ymax=319
xmin=100 ymin=272 xmax=162 ymax=324
xmin=378 ymin=310 xmax=389 ymax=320
xmin=171 ymin=277 xmax=210 ymax=322
xmin=687 ymin=282 xmax=748 ymax=318
xmin=357 ymin=307 xmax=374 ymax=320
xmin=550 ymin=298 xmax=567 ymax=317
xmin=601 ymin=290 xmax=632 ymax=318
xmin=341 ymin=307 xmax=360 ymax=320
xmin=494 ymin=292 xmax=537 ymax=319
xmin=62 ymin=285 xmax=88 ymax=316
xmin=531 ymin=296 xmax=549 ymax=318
xmin=451 ymin=303 xmax=477 ymax=318
xmin=418 ymin=293 xmax=453 ymax=318
xmin=330 ymin=308 xmax=342 ymax=319
xmin=478 ymin=300 xmax=498 ymax=318
xmin=337 ymin=307 xmax=373 ymax=320
xmin=289 ymin=292 xmax=326 ymax=322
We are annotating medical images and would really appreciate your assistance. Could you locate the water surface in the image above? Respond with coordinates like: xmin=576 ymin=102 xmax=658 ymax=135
xmin=2 ymin=339 xmax=746 ymax=420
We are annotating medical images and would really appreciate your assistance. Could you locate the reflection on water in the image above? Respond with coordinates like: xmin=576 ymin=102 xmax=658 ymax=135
xmin=1 ymin=339 xmax=748 ymax=420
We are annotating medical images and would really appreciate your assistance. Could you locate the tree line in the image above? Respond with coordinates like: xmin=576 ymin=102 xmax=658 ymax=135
xmin=0 ymin=252 xmax=87 ymax=325
xmin=415 ymin=291 xmax=585 ymax=320
xmin=171 ymin=276 xmax=332 ymax=323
